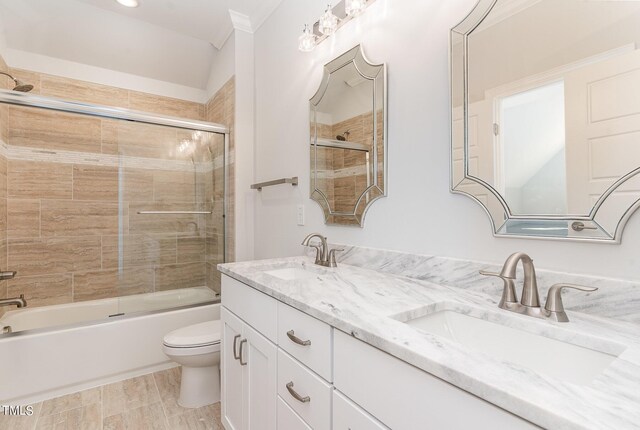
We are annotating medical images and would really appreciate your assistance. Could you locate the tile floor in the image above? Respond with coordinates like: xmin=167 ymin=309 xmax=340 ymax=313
xmin=0 ymin=367 xmax=223 ymax=430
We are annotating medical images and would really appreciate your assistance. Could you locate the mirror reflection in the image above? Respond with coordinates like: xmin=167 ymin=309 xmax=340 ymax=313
xmin=451 ymin=0 xmax=640 ymax=241
xmin=310 ymin=45 xmax=386 ymax=226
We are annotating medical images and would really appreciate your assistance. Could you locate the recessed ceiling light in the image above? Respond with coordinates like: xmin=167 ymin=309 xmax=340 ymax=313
xmin=116 ymin=0 xmax=139 ymax=7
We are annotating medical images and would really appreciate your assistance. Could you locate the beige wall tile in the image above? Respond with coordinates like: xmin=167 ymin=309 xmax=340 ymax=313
xmin=155 ymin=262 xmax=206 ymax=291
xmin=8 ymin=237 xmax=101 ymax=276
xmin=206 ymin=263 xmax=221 ymax=294
xmin=7 ymin=199 xmax=40 ymax=238
xmin=102 ymin=234 xmax=177 ymax=269
xmin=7 ymin=273 xmax=72 ymax=308
xmin=40 ymin=74 xmax=129 ymax=107
xmin=41 ymin=200 xmax=119 ymax=237
xmin=129 ymin=202 xmax=203 ymax=235
xmin=129 ymin=91 xmax=204 ymax=121
xmin=122 ymin=168 xmax=154 ymax=201
xmin=0 ymin=155 xmax=7 ymax=199
xmin=101 ymin=120 xmax=179 ymax=159
xmin=73 ymin=165 xmax=119 ymax=201
xmin=9 ymin=107 xmax=101 ymax=153
xmin=8 ymin=160 xmax=72 ymax=200
xmin=7 ymin=68 xmax=41 ymax=94
xmin=73 ymin=268 xmax=153 ymax=302
xmin=153 ymin=170 xmax=199 ymax=203
xmin=177 ymin=236 xmax=205 ymax=263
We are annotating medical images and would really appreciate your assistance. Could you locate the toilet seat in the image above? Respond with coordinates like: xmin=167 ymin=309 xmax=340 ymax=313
xmin=163 ymin=320 xmax=221 ymax=348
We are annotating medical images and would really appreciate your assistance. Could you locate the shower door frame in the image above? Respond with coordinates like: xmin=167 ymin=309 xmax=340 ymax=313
xmin=0 ymin=89 xmax=230 ymax=336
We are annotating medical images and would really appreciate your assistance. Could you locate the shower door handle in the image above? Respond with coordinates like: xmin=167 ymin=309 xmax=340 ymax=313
xmin=239 ymin=339 xmax=248 ymax=366
xmin=232 ymin=335 xmax=241 ymax=360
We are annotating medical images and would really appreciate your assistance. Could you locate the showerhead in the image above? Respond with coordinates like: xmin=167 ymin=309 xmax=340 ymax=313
xmin=336 ymin=130 xmax=350 ymax=141
xmin=0 ymin=72 xmax=34 ymax=93
xmin=12 ymin=80 xmax=34 ymax=93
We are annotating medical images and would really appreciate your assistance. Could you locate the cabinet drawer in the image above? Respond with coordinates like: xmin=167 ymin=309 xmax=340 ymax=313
xmin=334 ymin=330 xmax=539 ymax=430
xmin=277 ymin=302 xmax=332 ymax=381
xmin=277 ymin=349 xmax=332 ymax=430
xmin=277 ymin=396 xmax=311 ymax=430
xmin=333 ymin=390 xmax=388 ymax=430
xmin=222 ymin=274 xmax=277 ymax=342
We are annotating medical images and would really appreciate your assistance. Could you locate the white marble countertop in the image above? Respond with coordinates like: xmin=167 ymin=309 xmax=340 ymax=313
xmin=218 ymin=256 xmax=640 ymax=430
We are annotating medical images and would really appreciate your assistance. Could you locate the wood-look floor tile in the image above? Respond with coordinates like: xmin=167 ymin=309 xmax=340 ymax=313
xmin=35 ymin=402 xmax=101 ymax=430
xmin=102 ymin=402 xmax=167 ymax=430
xmin=39 ymin=387 xmax=101 ymax=417
xmin=0 ymin=402 xmax=41 ymax=430
xmin=166 ymin=403 xmax=222 ymax=430
xmin=103 ymin=374 xmax=160 ymax=418
xmin=153 ymin=367 xmax=186 ymax=418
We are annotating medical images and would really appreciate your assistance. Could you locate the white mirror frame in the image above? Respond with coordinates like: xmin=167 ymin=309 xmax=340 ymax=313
xmin=309 ymin=44 xmax=387 ymax=227
xmin=450 ymin=0 xmax=640 ymax=243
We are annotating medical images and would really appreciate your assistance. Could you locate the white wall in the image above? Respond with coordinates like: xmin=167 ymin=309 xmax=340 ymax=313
xmin=206 ymin=32 xmax=236 ymax=98
xmin=251 ymin=0 xmax=640 ymax=279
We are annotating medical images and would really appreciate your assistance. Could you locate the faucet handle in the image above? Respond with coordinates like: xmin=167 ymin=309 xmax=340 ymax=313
xmin=308 ymin=245 xmax=322 ymax=265
xmin=328 ymin=248 xmax=344 ymax=267
xmin=544 ymin=283 xmax=598 ymax=322
xmin=480 ymin=270 xmax=518 ymax=306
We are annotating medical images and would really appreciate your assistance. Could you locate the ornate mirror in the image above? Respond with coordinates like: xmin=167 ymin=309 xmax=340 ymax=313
xmin=310 ymin=45 xmax=387 ymax=226
xmin=451 ymin=0 xmax=640 ymax=242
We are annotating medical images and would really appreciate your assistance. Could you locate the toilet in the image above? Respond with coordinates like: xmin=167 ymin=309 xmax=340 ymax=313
xmin=162 ymin=320 xmax=221 ymax=408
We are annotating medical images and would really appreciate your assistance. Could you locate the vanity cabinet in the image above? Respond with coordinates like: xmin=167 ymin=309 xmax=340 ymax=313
xmin=221 ymin=307 xmax=277 ymax=430
xmin=221 ymin=274 xmax=537 ymax=429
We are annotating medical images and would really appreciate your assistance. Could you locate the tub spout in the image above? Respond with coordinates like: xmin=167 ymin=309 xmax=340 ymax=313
xmin=0 ymin=294 xmax=26 ymax=309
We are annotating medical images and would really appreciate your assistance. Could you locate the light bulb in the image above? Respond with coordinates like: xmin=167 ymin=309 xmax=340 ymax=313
xmin=298 ymin=24 xmax=316 ymax=52
xmin=345 ymin=0 xmax=366 ymax=16
xmin=318 ymin=4 xmax=339 ymax=36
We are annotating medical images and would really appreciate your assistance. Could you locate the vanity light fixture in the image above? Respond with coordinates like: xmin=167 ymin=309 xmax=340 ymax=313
xmin=298 ymin=24 xmax=317 ymax=52
xmin=298 ymin=0 xmax=376 ymax=53
xmin=319 ymin=4 xmax=339 ymax=35
xmin=345 ymin=0 xmax=366 ymax=16
xmin=116 ymin=0 xmax=139 ymax=8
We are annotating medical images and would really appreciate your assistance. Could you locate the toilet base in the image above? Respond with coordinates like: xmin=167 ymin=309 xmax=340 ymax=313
xmin=178 ymin=365 xmax=220 ymax=408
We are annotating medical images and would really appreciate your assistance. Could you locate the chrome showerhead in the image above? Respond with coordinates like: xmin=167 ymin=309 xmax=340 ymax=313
xmin=0 ymin=72 xmax=34 ymax=93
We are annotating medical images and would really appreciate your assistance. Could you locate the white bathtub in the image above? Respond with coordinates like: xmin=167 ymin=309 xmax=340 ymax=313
xmin=0 ymin=289 xmax=220 ymax=404
xmin=0 ymin=286 xmax=217 ymax=333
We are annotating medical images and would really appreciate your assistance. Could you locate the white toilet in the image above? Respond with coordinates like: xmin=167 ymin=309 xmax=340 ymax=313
xmin=162 ymin=320 xmax=221 ymax=408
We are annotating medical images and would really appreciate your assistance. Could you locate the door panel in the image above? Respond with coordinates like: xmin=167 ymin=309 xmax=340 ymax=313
xmin=221 ymin=308 xmax=244 ymax=430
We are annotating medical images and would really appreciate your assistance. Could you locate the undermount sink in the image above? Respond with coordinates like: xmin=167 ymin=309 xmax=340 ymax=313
xmin=402 ymin=309 xmax=621 ymax=385
xmin=264 ymin=267 xmax=318 ymax=281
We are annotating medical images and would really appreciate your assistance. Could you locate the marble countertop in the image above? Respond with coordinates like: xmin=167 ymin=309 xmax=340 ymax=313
xmin=218 ymin=256 xmax=640 ymax=430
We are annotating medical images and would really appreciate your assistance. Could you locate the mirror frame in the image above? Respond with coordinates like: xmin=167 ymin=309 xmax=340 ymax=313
xmin=450 ymin=0 xmax=640 ymax=243
xmin=309 ymin=44 xmax=387 ymax=226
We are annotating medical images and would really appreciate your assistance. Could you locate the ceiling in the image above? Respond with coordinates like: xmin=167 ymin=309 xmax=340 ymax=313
xmin=0 ymin=0 xmax=283 ymax=91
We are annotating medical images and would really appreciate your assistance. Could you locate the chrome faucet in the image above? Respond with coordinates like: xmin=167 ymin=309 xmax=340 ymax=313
xmin=480 ymin=252 xmax=597 ymax=322
xmin=0 ymin=294 xmax=27 ymax=309
xmin=301 ymin=233 xmax=343 ymax=268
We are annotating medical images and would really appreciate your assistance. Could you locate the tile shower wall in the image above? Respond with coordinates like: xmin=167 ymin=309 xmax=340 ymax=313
xmin=315 ymin=109 xmax=383 ymax=224
xmin=0 ymin=61 xmax=232 ymax=311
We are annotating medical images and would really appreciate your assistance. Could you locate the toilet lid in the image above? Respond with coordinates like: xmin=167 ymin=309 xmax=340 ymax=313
xmin=163 ymin=320 xmax=221 ymax=348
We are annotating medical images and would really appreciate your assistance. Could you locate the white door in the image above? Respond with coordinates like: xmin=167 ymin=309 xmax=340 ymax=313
xmin=564 ymin=49 xmax=640 ymax=228
xmin=243 ymin=323 xmax=277 ymax=430
xmin=221 ymin=308 xmax=244 ymax=430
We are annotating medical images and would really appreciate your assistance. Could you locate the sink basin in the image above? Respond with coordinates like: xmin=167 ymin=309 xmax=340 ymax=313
xmin=264 ymin=267 xmax=318 ymax=281
xmin=403 ymin=310 xmax=620 ymax=385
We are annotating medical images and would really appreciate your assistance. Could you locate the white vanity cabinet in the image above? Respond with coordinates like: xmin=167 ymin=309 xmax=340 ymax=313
xmin=221 ymin=274 xmax=537 ymax=430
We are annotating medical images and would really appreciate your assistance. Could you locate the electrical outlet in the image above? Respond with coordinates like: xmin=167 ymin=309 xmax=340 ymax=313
xmin=297 ymin=205 xmax=305 ymax=226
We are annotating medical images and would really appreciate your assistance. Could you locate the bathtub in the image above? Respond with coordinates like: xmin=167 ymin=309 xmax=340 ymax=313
xmin=0 ymin=288 xmax=220 ymax=404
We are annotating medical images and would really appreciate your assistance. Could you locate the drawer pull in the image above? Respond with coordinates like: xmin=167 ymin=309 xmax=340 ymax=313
xmin=287 ymin=330 xmax=311 ymax=346
xmin=239 ymin=339 xmax=247 ymax=366
xmin=286 ymin=381 xmax=311 ymax=403
xmin=233 ymin=334 xmax=241 ymax=360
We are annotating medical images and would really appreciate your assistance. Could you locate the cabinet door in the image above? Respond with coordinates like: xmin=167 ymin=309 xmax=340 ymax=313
xmin=221 ymin=308 xmax=244 ymax=430
xmin=243 ymin=322 xmax=277 ymax=430
xmin=333 ymin=390 xmax=388 ymax=430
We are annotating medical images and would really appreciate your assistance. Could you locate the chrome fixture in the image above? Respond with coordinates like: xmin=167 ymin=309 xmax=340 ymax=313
xmin=480 ymin=252 xmax=597 ymax=322
xmin=0 ymin=72 xmax=33 ymax=92
xmin=0 ymin=271 xmax=16 ymax=281
xmin=301 ymin=233 xmax=343 ymax=267
xmin=298 ymin=0 xmax=376 ymax=52
xmin=336 ymin=130 xmax=350 ymax=141
xmin=0 ymin=294 xmax=27 ymax=309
